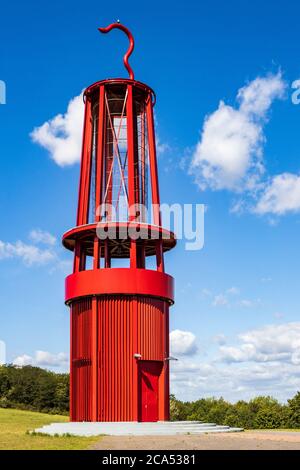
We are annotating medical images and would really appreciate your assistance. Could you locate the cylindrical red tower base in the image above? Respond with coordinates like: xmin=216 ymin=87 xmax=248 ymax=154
xmin=70 ymin=294 xmax=170 ymax=422
xmin=66 ymin=267 xmax=174 ymax=422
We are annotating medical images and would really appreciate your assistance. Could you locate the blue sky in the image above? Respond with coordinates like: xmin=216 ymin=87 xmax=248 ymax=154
xmin=1 ymin=0 xmax=300 ymax=402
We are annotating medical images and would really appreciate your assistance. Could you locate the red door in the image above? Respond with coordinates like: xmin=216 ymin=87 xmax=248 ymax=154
xmin=139 ymin=361 xmax=162 ymax=422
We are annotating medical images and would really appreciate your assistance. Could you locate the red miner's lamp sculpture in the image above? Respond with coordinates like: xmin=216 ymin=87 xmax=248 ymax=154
xmin=63 ymin=23 xmax=176 ymax=422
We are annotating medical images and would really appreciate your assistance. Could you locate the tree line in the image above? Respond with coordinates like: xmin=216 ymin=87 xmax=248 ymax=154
xmin=1 ymin=365 xmax=300 ymax=428
xmin=170 ymin=394 xmax=300 ymax=429
xmin=0 ymin=365 xmax=69 ymax=414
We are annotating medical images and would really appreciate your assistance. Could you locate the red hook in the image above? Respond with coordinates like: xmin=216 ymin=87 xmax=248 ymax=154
xmin=99 ymin=22 xmax=135 ymax=80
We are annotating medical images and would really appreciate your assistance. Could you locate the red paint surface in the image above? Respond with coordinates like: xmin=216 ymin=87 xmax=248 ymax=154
xmin=139 ymin=361 xmax=163 ymax=422
xmin=65 ymin=268 xmax=174 ymax=305
xmin=70 ymin=296 xmax=169 ymax=422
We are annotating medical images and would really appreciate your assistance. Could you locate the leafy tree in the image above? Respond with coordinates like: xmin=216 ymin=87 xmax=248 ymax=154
xmin=170 ymin=395 xmax=188 ymax=421
xmin=254 ymin=407 xmax=283 ymax=429
xmin=288 ymin=392 xmax=300 ymax=428
xmin=0 ymin=365 xmax=69 ymax=414
xmin=54 ymin=374 xmax=69 ymax=412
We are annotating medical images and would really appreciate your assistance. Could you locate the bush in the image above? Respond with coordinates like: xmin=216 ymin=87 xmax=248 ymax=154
xmin=254 ymin=408 xmax=283 ymax=429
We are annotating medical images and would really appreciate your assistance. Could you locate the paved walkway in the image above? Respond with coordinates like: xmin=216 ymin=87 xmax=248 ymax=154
xmin=91 ymin=431 xmax=300 ymax=450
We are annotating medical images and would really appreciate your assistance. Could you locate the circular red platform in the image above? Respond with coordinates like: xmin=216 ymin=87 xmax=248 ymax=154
xmin=65 ymin=267 xmax=174 ymax=305
xmin=62 ymin=222 xmax=176 ymax=258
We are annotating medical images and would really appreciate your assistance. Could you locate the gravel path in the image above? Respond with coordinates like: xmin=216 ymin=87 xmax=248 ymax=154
xmin=91 ymin=431 xmax=300 ymax=450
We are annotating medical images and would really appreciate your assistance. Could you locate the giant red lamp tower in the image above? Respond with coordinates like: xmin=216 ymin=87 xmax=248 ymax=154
xmin=63 ymin=23 xmax=176 ymax=422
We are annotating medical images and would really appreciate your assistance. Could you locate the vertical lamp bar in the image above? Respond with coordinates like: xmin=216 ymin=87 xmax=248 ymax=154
xmin=81 ymin=99 xmax=93 ymax=225
xmin=94 ymin=85 xmax=106 ymax=269
xmin=127 ymin=84 xmax=138 ymax=268
xmin=146 ymin=94 xmax=161 ymax=225
xmin=146 ymin=93 xmax=164 ymax=272
xmin=77 ymin=97 xmax=93 ymax=226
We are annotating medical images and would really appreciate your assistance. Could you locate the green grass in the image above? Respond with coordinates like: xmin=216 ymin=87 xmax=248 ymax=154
xmin=0 ymin=408 xmax=100 ymax=450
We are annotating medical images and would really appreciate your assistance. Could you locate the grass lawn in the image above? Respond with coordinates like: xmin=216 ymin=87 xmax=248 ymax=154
xmin=0 ymin=408 xmax=100 ymax=450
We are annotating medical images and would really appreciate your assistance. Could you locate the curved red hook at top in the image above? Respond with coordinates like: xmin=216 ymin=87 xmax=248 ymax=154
xmin=99 ymin=22 xmax=135 ymax=80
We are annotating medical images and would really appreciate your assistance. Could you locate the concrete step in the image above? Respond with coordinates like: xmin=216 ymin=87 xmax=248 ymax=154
xmin=41 ymin=422 xmax=219 ymax=429
xmin=34 ymin=421 xmax=243 ymax=436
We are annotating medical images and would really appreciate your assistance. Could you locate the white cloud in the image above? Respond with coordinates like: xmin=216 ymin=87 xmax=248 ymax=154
xmin=13 ymin=351 xmax=68 ymax=368
xmin=191 ymin=103 xmax=262 ymax=191
xmin=212 ymin=294 xmax=228 ymax=307
xmin=170 ymin=322 xmax=300 ymax=402
xmin=31 ymin=92 xmax=84 ymax=166
xmin=219 ymin=322 xmax=300 ymax=364
xmin=213 ymin=334 xmax=227 ymax=345
xmin=0 ymin=240 xmax=56 ymax=266
xmin=29 ymin=229 xmax=57 ymax=246
xmin=170 ymin=330 xmax=198 ymax=356
xmin=261 ymin=277 xmax=272 ymax=283
xmin=50 ymin=258 xmax=73 ymax=275
xmin=254 ymin=173 xmax=300 ymax=215
xmin=238 ymin=73 xmax=285 ymax=116
xmin=226 ymin=286 xmax=240 ymax=295
xmin=274 ymin=312 xmax=284 ymax=319
xmin=0 ymin=230 xmax=72 ymax=270
xmin=190 ymin=73 xmax=286 ymax=192
xmin=35 ymin=351 xmax=68 ymax=367
xmin=201 ymin=288 xmax=212 ymax=297
xmin=238 ymin=299 xmax=254 ymax=308
xmin=13 ymin=354 xmax=33 ymax=367
xmin=170 ymin=355 xmax=300 ymax=403
xmin=156 ymin=136 xmax=170 ymax=155
xmin=219 ymin=343 xmax=259 ymax=362
xmin=210 ymin=287 xmax=258 ymax=309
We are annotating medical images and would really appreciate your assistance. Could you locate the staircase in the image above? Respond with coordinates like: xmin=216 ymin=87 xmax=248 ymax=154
xmin=35 ymin=421 xmax=243 ymax=436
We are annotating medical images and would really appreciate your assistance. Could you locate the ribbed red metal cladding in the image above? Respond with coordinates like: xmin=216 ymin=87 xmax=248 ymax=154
xmin=70 ymin=295 xmax=169 ymax=421
xmin=71 ymin=299 xmax=93 ymax=421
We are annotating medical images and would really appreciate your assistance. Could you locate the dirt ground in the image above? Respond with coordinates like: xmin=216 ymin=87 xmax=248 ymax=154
xmin=91 ymin=431 xmax=300 ymax=450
